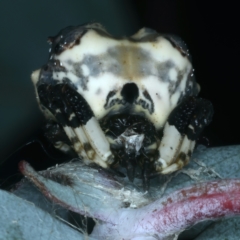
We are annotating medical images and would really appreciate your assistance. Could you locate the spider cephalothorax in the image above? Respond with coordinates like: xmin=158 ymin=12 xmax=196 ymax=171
xmin=31 ymin=23 xmax=213 ymax=188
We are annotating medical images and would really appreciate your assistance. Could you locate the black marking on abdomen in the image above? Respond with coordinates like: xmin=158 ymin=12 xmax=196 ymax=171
xmin=104 ymin=90 xmax=117 ymax=108
xmin=143 ymin=90 xmax=154 ymax=114
xmin=121 ymin=83 xmax=139 ymax=104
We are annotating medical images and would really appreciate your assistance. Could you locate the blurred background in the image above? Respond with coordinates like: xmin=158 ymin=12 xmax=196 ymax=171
xmin=0 ymin=0 xmax=239 ymax=162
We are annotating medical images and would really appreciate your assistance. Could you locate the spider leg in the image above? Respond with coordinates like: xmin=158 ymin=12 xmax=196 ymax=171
xmin=43 ymin=121 xmax=76 ymax=155
xmin=63 ymin=85 xmax=114 ymax=164
xmin=37 ymin=83 xmax=114 ymax=168
xmin=38 ymin=84 xmax=90 ymax=162
xmin=156 ymin=97 xmax=213 ymax=174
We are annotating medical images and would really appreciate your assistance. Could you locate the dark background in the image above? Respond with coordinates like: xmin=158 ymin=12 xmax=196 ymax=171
xmin=140 ymin=1 xmax=240 ymax=148
xmin=0 ymin=0 xmax=239 ymax=162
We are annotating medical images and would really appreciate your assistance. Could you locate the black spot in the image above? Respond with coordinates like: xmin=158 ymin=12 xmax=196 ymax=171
xmin=121 ymin=83 xmax=139 ymax=104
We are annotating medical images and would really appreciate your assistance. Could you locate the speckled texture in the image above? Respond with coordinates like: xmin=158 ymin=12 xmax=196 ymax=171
xmin=33 ymin=23 xmax=198 ymax=128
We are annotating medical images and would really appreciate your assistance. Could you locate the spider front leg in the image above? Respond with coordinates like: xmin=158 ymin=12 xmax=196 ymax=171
xmin=43 ymin=121 xmax=76 ymax=155
xmin=156 ymin=96 xmax=214 ymax=174
xmin=37 ymin=83 xmax=114 ymax=168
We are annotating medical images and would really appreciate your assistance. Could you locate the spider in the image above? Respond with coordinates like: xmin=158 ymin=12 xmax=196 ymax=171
xmin=31 ymin=23 xmax=213 ymax=188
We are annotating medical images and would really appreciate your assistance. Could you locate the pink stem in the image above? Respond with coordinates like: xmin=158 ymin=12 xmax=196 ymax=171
xmin=19 ymin=160 xmax=240 ymax=238
xmin=134 ymin=180 xmax=240 ymax=237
